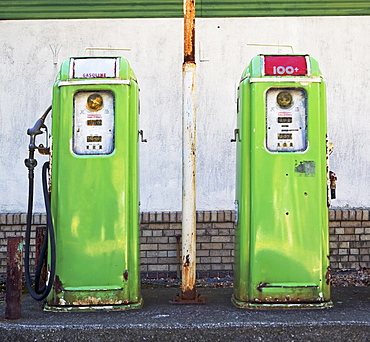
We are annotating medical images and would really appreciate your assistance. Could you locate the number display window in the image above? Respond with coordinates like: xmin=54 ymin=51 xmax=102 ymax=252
xmin=73 ymin=91 xmax=115 ymax=155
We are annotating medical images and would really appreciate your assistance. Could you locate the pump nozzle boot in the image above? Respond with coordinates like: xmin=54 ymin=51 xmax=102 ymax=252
xmin=27 ymin=118 xmax=47 ymax=151
xmin=26 ymin=105 xmax=52 ymax=152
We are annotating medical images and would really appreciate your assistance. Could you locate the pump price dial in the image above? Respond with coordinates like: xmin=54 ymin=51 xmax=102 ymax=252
xmin=87 ymin=119 xmax=102 ymax=126
xmin=87 ymin=136 xmax=102 ymax=142
xmin=278 ymin=117 xmax=293 ymax=124
xmin=264 ymin=56 xmax=308 ymax=76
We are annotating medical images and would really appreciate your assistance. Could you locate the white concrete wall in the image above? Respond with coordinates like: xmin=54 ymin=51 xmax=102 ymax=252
xmin=0 ymin=17 xmax=369 ymax=213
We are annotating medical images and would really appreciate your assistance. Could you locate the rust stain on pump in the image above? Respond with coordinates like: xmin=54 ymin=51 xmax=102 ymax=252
xmin=326 ymin=266 xmax=332 ymax=285
xmin=254 ymin=283 xmax=324 ymax=304
xmin=53 ymin=275 xmax=63 ymax=295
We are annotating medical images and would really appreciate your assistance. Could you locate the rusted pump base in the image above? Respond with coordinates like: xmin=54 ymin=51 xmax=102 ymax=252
xmin=44 ymin=300 xmax=143 ymax=312
xmin=232 ymin=295 xmax=333 ymax=309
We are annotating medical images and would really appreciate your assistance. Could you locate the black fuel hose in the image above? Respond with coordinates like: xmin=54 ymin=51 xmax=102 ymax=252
xmin=25 ymin=161 xmax=56 ymax=301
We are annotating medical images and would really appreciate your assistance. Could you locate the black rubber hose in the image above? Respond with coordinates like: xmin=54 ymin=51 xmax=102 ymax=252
xmin=25 ymin=161 xmax=56 ymax=301
xmin=41 ymin=161 xmax=56 ymax=294
xmin=33 ymin=220 xmax=48 ymax=294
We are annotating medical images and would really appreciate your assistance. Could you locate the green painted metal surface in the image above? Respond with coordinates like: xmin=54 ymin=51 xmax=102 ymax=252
xmin=1 ymin=0 xmax=370 ymax=20
xmin=199 ymin=0 xmax=370 ymax=17
xmin=233 ymin=55 xmax=331 ymax=308
xmin=45 ymin=57 xmax=142 ymax=311
xmin=0 ymin=0 xmax=182 ymax=19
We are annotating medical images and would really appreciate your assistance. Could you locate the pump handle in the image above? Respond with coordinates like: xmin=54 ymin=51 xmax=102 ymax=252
xmin=230 ymin=129 xmax=240 ymax=142
xmin=329 ymin=171 xmax=337 ymax=199
xmin=27 ymin=105 xmax=51 ymax=137
xmin=27 ymin=105 xmax=51 ymax=153
xmin=27 ymin=118 xmax=46 ymax=141
xmin=139 ymin=130 xmax=147 ymax=143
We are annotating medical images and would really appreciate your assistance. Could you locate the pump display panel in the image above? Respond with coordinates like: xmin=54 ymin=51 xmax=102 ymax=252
xmin=73 ymin=91 xmax=115 ymax=155
xmin=266 ymin=88 xmax=307 ymax=152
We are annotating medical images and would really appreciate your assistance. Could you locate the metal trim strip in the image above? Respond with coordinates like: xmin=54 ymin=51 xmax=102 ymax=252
xmin=305 ymin=55 xmax=312 ymax=76
xmin=58 ymin=80 xmax=130 ymax=87
xmin=250 ymin=77 xmax=321 ymax=83
xmin=260 ymin=55 xmax=265 ymax=76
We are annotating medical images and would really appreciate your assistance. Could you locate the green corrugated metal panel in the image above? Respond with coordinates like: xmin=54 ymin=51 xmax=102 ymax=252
xmin=0 ymin=1 xmax=182 ymax=20
xmin=199 ymin=1 xmax=370 ymax=17
xmin=1 ymin=0 xmax=370 ymax=20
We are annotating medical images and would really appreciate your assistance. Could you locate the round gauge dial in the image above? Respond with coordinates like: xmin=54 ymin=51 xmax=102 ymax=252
xmin=276 ymin=91 xmax=293 ymax=108
xmin=86 ymin=93 xmax=103 ymax=111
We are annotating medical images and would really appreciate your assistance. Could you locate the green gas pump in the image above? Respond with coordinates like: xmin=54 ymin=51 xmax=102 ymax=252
xmin=25 ymin=56 xmax=143 ymax=311
xmin=232 ymin=55 xmax=332 ymax=308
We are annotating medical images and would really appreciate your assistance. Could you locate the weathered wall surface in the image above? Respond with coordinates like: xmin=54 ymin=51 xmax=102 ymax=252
xmin=0 ymin=17 xmax=370 ymax=212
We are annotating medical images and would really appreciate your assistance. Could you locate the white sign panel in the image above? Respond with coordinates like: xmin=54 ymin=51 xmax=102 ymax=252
xmin=72 ymin=58 xmax=118 ymax=79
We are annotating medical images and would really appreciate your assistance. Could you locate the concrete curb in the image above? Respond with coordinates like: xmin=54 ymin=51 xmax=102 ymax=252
xmin=1 ymin=287 xmax=369 ymax=341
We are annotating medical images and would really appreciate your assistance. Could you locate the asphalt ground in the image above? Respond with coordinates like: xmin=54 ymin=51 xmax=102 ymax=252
xmin=0 ymin=286 xmax=369 ymax=341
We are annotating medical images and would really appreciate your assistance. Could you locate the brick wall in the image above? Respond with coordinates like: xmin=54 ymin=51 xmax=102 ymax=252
xmin=0 ymin=210 xmax=369 ymax=279
xmin=329 ymin=209 xmax=370 ymax=269
xmin=0 ymin=213 xmax=45 ymax=278
xmin=140 ymin=210 xmax=235 ymax=279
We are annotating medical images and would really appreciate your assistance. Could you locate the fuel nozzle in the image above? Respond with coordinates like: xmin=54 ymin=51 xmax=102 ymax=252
xmin=27 ymin=105 xmax=51 ymax=151
xmin=25 ymin=105 xmax=52 ymax=171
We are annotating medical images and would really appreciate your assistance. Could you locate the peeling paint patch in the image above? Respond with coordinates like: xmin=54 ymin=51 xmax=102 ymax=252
xmin=294 ymin=160 xmax=316 ymax=177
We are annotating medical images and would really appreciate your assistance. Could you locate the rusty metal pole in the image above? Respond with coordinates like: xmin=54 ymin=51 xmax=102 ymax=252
xmin=173 ymin=0 xmax=204 ymax=304
xmin=5 ymin=236 xmax=23 ymax=320
xmin=182 ymin=0 xmax=197 ymax=302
